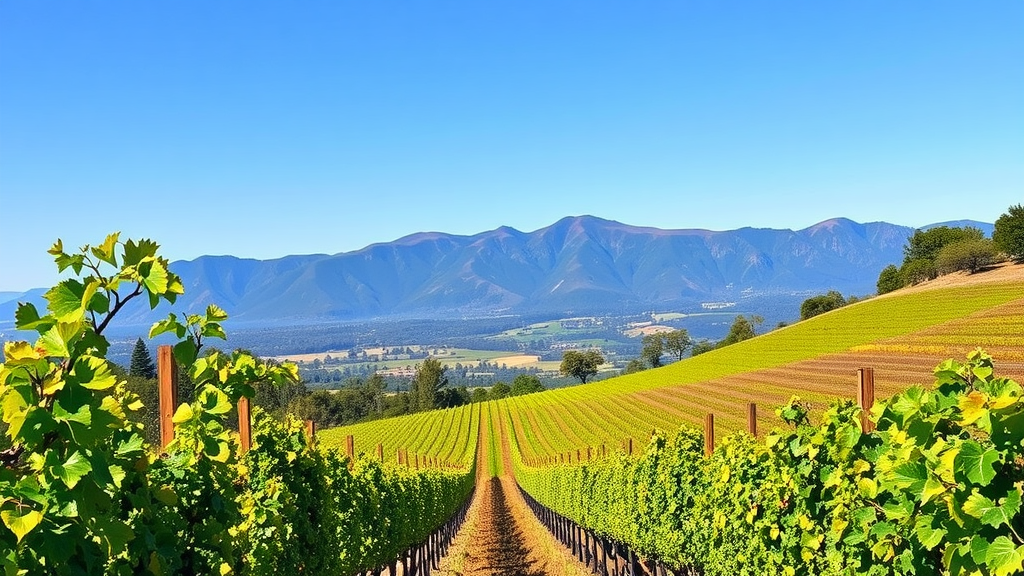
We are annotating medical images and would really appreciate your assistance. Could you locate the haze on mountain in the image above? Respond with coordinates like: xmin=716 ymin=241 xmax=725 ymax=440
xmin=0 ymin=216 xmax=995 ymax=327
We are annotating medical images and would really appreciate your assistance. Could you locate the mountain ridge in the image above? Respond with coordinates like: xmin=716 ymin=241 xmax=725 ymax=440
xmin=0 ymin=217 xmax=995 ymax=326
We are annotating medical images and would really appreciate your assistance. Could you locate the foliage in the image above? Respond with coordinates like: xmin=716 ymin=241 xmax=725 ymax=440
xmin=0 ymin=234 xmax=474 ymax=575
xmin=900 ymin=258 xmax=938 ymax=285
xmin=129 ymin=337 xmax=157 ymax=378
xmin=411 ymin=356 xmax=448 ymax=411
xmin=691 ymin=339 xmax=716 ymax=357
xmin=663 ymin=329 xmax=692 ymax=361
xmin=718 ymin=315 xmax=764 ymax=347
xmin=640 ymin=334 xmax=665 ymax=368
xmin=936 ymin=238 xmax=1000 ymax=274
xmin=904 ymin=226 xmax=986 ymax=265
xmin=622 ymin=358 xmax=647 ymax=375
xmin=993 ymin=204 xmax=1024 ymax=261
xmin=517 ymin=350 xmax=1024 ymax=576
xmin=510 ymin=374 xmax=545 ymax=397
xmin=800 ymin=290 xmax=847 ymax=320
xmin=490 ymin=382 xmax=511 ymax=399
xmin=877 ymin=264 xmax=903 ymax=294
xmin=560 ymin=350 xmax=605 ymax=384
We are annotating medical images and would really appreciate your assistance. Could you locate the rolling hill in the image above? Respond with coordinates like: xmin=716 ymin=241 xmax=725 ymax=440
xmin=323 ymin=262 xmax=1024 ymax=463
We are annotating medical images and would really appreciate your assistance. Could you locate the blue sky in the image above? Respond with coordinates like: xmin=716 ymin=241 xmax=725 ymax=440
xmin=1 ymin=1 xmax=1022 ymax=291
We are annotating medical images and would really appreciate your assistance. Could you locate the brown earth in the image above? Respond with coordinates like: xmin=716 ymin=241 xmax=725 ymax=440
xmin=435 ymin=412 xmax=591 ymax=576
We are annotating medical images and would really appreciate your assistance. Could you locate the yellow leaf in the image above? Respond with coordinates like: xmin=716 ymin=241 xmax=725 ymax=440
xmin=219 ymin=563 xmax=232 ymax=575
xmin=1 ymin=509 xmax=43 ymax=543
xmin=172 ymin=404 xmax=194 ymax=424
xmin=3 ymin=342 xmax=42 ymax=363
xmin=959 ymin=391 xmax=988 ymax=425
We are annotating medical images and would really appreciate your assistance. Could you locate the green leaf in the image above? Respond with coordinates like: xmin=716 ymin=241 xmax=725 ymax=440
xmin=44 ymin=279 xmax=86 ymax=322
xmin=14 ymin=303 xmax=51 ymax=332
xmin=956 ymin=440 xmax=1000 ymax=485
xmin=914 ymin=515 xmax=946 ymax=550
xmin=173 ymin=339 xmax=198 ymax=366
xmin=891 ymin=461 xmax=928 ymax=495
xmin=53 ymin=401 xmax=92 ymax=426
xmin=72 ymin=356 xmax=116 ymax=390
xmin=149 ymin=313 xmax=185 ymax=339
xmin=91 ymin=232 xmax=120 ymax=266
xmin=0 ymin=509 xmax=43 ymax=543
xmin=138 ymin=258 xmax=169 ymax=294
xmin=115 ymin=434 xmax=145 ymax=457
xmin=52 ymin=451 xmax=92 ymax=489
xmin=965 ymin=490 xmax=1020 ymax=528
xmin=122 ymin=238 xmax=159 ymax=267
xmin=205 ymin=304 xmax=229 ymax=322
xmin=987 ymin=536 xmax=1024 ymax=576
xmin=35 ymin=322 xmax=82 ymax=358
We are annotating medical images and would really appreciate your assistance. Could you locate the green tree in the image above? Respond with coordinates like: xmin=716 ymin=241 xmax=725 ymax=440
xmin=489 ymin=381 xmax=510 ymax=399
xmin=691 ymin=340 xmax=716 ymax=356
xmin=129 ymin=337 xmax=156 ymax=378
xmin=663 ymin=329 xmax=692 ymax=361
xmin=718 ymin=315 xmax=763 ymax=347
xmin=799 ymin=290 xmax=847 ymax=320
xmin=470 ymin=387 xmax=489 ymax=403
xmin=899 ymin=258 xmax=937 ymax=285
xmin=621 ymin=358 xmax=647 ymax=375
xmin=993 ymin=203 xmax=1024 ymax=261
xmin=903 ymin=225 xmax=985 ymax=264
xmin=559 ymin=349 xmax=604 ymax=384
xmin=411 ymin=356 xmax=448 ymax=411
xmin=510 ymin=374 xmax=545 ymax=396
xmin=640 ymin=333 xmax=665 ymax=368
xmin=935 ymin=238 xmax=999 ymax=274
xmin=876 ymin=262 xmax=901 ymax=293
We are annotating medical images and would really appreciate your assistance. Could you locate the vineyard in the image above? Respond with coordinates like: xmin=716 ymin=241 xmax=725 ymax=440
xmin=3 ymin=235 xmax=1023 ymax=575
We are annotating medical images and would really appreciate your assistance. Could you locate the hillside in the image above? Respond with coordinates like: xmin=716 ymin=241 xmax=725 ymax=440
xmin=325 ymin=263 xmax=1024 ymax=463
xmin=0 ymin=217 xmax=994 ymax=326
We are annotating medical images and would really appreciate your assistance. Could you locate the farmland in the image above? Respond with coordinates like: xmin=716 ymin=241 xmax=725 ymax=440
xmin=328 ymin=273 xmax=1024 ymax=464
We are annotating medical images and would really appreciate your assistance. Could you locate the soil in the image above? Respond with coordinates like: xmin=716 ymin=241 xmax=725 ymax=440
xmin=435 ymin=412 xmax=592 ymax=576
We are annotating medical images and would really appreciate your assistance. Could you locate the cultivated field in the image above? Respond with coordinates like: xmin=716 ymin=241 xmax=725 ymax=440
xmin=324 ymin=265 xmax=1024 ymax=466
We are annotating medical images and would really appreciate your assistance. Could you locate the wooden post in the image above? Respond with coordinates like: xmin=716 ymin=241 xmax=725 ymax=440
xmin=414 ymin=453 xmax=420 ymax=469
xmin=158 ymin=345 xmax=178 ymax=449
xmin=237 ymin=396 xmax=251 ymax=454
xmin=627 ymin=438 xmax=633 ymax=456
xmin=747 ymin=402 xmax=757 ymax=437
xmin=587 ymin=447 xmax=592 ymax=461
xmin=858 ymin=367 xmax=876 ymax=433
xmin=704 ymin=413 xmax=715 ymax=457
xmin=304 ymin=419 xmax=316 ymax=444
xmin=377 ymin=443 xmax=384 ymax=461
xmin=398 ymin=450 xmax=404 ymax=466
xmin=345 ymin=435 xmax=355 ymax=466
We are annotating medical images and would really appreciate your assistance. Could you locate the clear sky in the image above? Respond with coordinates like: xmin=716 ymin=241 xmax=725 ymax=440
xmin=1 ymin=2 xmax=1022 ymax=291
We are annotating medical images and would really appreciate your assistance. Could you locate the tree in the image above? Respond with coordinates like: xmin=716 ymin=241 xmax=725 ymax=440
xmin=470 ymin=388 xmax=489 ymax=403
xmin=691 ymin=340 xmax=716 ymax=356
xmin=411 ymin=356 xmax=448 ymax=411
xmin=663 ymin=329 xmax=692 ymax=361
xmin=903 ymin=226 xmax=985 ymax=264
xmin=873 ymin=263 xmax=899 ymax=294
xmin=640 ymin=333 xmax=664 ymax=368
xmin=510 ymin=374 xmax=545 ymax=396
xmin=899 ymin=258 xmax=937 ymax=285
xmin=993 ymin=203 xmax=1024 ymax=261
xmin=800 ymin=290 xmax=847 ymax=320
xmin=490 ymin=381 xmax=511 ymax=399
xmin=718 ymin=315 xmax=763 ymax=347
xmin=560 ymin=349 xmax=604 ymax=384
xmin=621 ymin=358 xmax=647 ymax=375
xmin=936 ymin=238 xmax=999 ymax=274
xmin=129 ymin=337 xmax=156 ymax=378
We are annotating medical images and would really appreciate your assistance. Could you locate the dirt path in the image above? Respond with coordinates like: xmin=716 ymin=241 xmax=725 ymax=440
xmin=436 ymin=405 xmax=591 ymax=576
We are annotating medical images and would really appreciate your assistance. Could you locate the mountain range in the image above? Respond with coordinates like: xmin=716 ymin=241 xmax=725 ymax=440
xmin=0 ymin=216 xmax=995 ymax=326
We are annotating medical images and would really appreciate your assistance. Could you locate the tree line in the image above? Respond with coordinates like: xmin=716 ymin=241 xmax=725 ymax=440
xmin=877 ymin=203 xmax=1023 ymax=295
